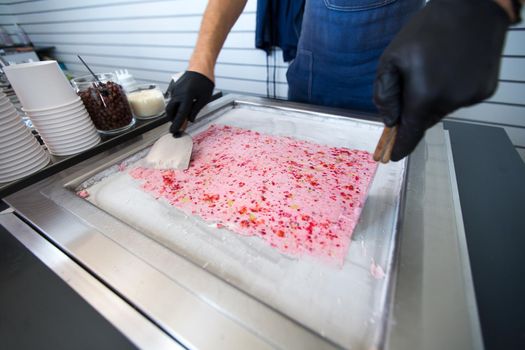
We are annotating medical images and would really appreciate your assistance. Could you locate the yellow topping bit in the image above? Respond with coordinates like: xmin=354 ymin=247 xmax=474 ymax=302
xmin=227 ymin=200 xmax=235 ymax=207
xmin=249 ymin=213 xmax=257 ymax=222
xmin=290 ymin=204 xmax=300 ymax=210
xmin=180 ymin=197 xmax=190 ymax=203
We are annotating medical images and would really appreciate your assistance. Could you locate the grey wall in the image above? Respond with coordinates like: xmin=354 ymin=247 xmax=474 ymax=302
xmin=0 ymin=0 xmax=523 ymax=160
xmin=447 ymin=9 xmax=525 ymax=161
xmin=0 ymin=0 xmax=289 ymax=98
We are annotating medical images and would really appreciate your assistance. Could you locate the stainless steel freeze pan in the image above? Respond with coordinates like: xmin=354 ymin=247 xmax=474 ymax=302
xmin=5 ymin=95 xmax=407 ymax=349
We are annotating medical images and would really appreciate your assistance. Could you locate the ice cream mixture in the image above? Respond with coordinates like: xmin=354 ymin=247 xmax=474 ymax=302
xmin=130 ymin=124 xmax=378 ymax=265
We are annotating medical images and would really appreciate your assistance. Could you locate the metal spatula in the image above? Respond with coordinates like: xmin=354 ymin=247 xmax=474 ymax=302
xmin=146 ymin=120 xmax=193 ymax=170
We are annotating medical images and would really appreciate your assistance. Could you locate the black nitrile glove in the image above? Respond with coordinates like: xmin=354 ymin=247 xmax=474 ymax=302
xmin=165 ymin=71 xmax=214 ymax=136
xmin=373 ymin=0 xmax=510 ymax=161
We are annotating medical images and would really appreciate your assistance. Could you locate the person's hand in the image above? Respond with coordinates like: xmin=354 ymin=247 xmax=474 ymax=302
xmin=373 ymin=0 xmax=511 ymax=161
xmin=165 ymin=71 xmax=214 ymax=136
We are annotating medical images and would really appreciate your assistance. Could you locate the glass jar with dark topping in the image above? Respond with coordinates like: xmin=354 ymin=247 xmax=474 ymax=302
xmin=72 ymin=73 xmax=135 ymax=134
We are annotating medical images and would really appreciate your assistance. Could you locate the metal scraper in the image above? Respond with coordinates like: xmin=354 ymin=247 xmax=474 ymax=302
xmin=373 ymin=125 xmax=398 ymax=163
xmin=145 ymin=120 xmax=193 ymax=170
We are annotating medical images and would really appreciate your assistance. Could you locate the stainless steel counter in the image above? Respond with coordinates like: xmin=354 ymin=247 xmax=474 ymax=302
xmin=2 ymin=95 xmax=482 ymax=350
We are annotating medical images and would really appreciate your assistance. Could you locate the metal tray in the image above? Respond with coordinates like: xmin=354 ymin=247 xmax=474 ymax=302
xmin=5 ymin=95 xmax=407 ymax=349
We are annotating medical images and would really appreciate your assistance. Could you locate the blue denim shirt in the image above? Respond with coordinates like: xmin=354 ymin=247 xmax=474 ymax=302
xmin=287 ymin=0 xmax=424 ymax=112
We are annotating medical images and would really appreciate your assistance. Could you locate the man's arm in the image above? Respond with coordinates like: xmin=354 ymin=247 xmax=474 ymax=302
xmin=166 ymin=0 xmax=248 ymax=135
xmin=189 ymin=0 xmax=248 ymax=81
xmin=495 ymin=0 xmax=523 ymax=22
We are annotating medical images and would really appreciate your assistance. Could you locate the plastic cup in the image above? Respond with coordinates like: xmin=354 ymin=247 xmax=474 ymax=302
xmin=26 ymin=109 xmax=92 ymax=126
xmin=26 ymin=106 xmax=87 ymax=122
xmin=0 ymin=147 xmax=47 ymax=173
xmin=0 ymin=115 xmax=22 ymax=130
xmin=0 ymin=97 xmax=10 ymax=108
xmin=0 ymin=102 xmax=16 ymax=115
xmin=31 ymin=116 xmax=93 ymax=134
xmin=24 ymin=101 xmax=85 ymax=118
xmin=43 ymin=130 xmax=99 ymax=148
xmin=22 ymin=97 xmax=82 ymax=114
xmin=0 ymin=124 xmax=33 ymax=145
xmin=0 ymin=140 xmax=42 ymax=166
xmin=0 ymin=109 xmax=19 ymax=125
xmin=0 ymin=151 xmax=49 ymax=182
xmin=1 ymin=133 xmax=36 ymax=153
xmin=39 ymin=125 xmax=98 ymax=142
xmin=47 ymin=136 xmax=100 ymax=156
xmin=3 ymin=61 xmax=78 ymax=110
xmin=0 ymin=121 xmax=26 ymax=138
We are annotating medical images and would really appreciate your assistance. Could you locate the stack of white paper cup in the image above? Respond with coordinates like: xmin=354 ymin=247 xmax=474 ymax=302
xmin=23 ymin=97 xmax=100 ymax=156
xmin=0 ymin=90 xmax=50 ymax=183
xmin=3 ymin=61 xmax=100 ymax=156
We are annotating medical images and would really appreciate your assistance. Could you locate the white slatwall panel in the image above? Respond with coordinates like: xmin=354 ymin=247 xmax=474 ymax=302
xmin=448 ymin=8 xmax=525 ymax=162
xmin=0 ymin=0 xmax=289 ymax=98
xmin=1 ymin=1 xmax=523 ymax=161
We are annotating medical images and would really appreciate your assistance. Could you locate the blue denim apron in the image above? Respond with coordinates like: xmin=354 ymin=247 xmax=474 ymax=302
xmin=287 ymin=0 xmax=424 ymax=112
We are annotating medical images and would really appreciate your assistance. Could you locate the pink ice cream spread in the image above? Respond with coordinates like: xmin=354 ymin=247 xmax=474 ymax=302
xmin=130 ymin=124 xmax=378 ymax=265
xmin=76 ymin=190 xmax=89 ymax=199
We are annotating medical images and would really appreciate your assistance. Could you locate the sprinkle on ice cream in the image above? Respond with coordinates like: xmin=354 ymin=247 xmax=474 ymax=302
xmin=130 ymin=124 xmax=378 ymax=266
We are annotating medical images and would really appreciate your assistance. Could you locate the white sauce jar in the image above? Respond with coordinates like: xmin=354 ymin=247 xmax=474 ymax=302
xmin=127 ymin=84 xmax=166 ymax=119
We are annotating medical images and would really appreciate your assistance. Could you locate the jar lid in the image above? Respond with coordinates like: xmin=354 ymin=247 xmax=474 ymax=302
xmin=71 ymin=73 xmax=116 ymax=90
